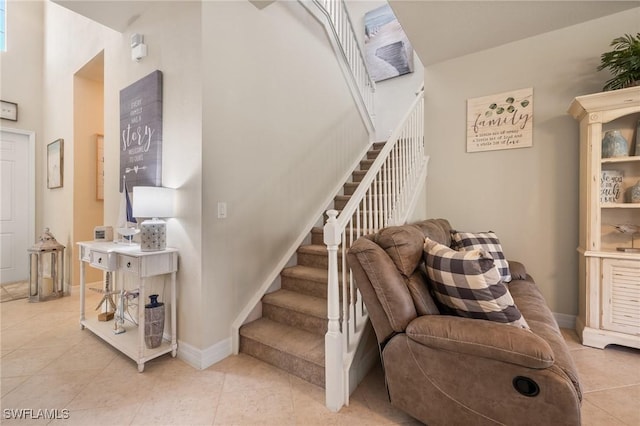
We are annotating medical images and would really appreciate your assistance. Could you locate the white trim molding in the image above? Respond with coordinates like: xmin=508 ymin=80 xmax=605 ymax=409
xmin=177 ymin=337 xmax=232 ymax=370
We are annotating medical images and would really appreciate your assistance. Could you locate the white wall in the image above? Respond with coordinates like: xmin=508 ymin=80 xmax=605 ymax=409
xmin=0 ymin=0 xmax=44 ymax=241
xmin=201 ymin=0 xmax=369 ymax=348
xmin=422 ymin=8 xmax=640 ymax=316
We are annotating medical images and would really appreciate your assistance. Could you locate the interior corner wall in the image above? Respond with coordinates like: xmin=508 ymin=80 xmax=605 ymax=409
xmin=73 ymin=74 xmax=104 ymax=285
xmin=201 ymin=0 xmax=369 ymax=348
xmin=423 ymin=8 xmax=640 ymax=316
xmin=39 ymin=2 xmax=204 ymax=350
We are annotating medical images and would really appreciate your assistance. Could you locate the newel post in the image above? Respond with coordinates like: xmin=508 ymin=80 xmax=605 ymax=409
xmin=324 ymin=209 xmax=344 ymax=412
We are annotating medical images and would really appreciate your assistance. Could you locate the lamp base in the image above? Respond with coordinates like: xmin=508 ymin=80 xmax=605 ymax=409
xmin=140 ymin=219 xmax=167 ymax=251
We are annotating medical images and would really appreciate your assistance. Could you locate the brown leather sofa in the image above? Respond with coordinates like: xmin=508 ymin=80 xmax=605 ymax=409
xmin=347 ymin=219 xmax=582 ymax=426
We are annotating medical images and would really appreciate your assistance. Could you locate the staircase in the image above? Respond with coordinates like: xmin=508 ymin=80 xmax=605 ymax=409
xmin=238 ymin=142 xmax=384 ymax=387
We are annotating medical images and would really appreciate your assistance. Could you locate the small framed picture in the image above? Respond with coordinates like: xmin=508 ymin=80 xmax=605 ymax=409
xmin=0 ymin=100 xmax=18 ymax=121
xmin=47 ymin=139 xmax=64 ymax=189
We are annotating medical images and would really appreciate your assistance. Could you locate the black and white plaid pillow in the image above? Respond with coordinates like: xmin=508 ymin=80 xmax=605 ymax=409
xmin=424 ymin=238 xmax=529 ymax=330
xmin=451 ymin=231 xmax=512 ymax=283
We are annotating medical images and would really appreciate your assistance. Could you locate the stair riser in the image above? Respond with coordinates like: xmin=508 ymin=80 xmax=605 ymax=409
xmin=297 ymin=248 xmax=347 ymax=267
xmin=335 ymin=196 xmax=389 ymax=211
xmin=281 ymin=274 xmax=327 ymax=299
xmin=343 ymin=183 xmax=358 ymax=196
xmin=282 ymin=273 xmax=350 ymax=303
xmin=239 ymin=337 xmax=325 ymax=387
xmin=263 ymin=303 xmax=327 ymax=335
xmin=311 ymin=229 xmax=324 ymax=245
xmin=297 ymin=251 xmax=330 ymax=270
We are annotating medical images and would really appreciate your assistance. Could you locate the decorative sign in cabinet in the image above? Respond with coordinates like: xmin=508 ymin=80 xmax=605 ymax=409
xmin=568 ymin=86 xmax=640 ymax=350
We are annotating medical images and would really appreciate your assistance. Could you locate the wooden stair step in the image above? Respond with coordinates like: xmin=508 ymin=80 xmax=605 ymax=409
xmin=239 ymin=317 xmax=325 ymax=387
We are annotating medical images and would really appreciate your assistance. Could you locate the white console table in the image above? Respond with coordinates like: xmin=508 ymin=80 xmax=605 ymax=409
xmin=77 ymin=241 xmax=178 ymax=372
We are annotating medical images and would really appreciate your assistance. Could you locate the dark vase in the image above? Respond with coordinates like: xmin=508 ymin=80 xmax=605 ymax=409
xmin=144 ymin=294 xmax=165 ymax=349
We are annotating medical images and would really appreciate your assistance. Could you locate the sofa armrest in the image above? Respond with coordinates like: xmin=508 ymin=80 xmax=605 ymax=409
xmin=508 ymin=260 xmax=527 ymax=280
xmin=406 ymin=315 xmax=554 ymax=369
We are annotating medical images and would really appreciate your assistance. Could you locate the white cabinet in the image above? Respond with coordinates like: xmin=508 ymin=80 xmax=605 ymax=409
xmin=569 ymin=86 xmax=640 ymax=350
xmin=77 ymin=242 xmax=179 ymax=371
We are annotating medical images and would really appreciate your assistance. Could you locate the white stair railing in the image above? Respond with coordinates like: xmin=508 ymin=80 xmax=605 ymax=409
xmin=300 ymin=0 xmax=376 ymax=135
xmin=324 ymin=87 xmax=427 ymax=411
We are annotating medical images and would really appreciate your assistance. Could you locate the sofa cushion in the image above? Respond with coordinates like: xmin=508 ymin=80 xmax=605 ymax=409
xmin=347 ymin=236 xmax=417 ymax=332
xmin=451 ymin=230 xmax=512 ymax=282
xmin=412 ymin=218 xmax=453 ymax=246
xmin=423 ymin=238 xmax=529 ymax=330
xmin=406 ymin=267 xmax=440 ymax=315
xmin=373 ymin=225 xmax=426 ymax=277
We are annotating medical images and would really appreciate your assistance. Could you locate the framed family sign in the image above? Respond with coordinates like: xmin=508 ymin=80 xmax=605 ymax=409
xmin=467 ymin=88 xmax=533 ymax=153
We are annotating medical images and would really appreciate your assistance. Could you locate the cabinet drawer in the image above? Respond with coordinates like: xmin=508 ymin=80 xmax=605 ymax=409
xmin=79 ymin=245 xmax=92 ymax=262
xmin=119 ymin=255 xmax=140 ymax=274
xmin=90 ymin=250 xmax=116 ymax=271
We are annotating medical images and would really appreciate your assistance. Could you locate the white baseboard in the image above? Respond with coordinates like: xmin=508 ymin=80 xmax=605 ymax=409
xmin=553 ymin=312 xmax=576 ymax=330
xmin=177 ymin=337 xmax=232 ymax=370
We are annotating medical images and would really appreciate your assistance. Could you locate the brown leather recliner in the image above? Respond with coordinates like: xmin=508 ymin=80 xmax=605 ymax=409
xmin=347 ymin=219 xmax=582 ymax=426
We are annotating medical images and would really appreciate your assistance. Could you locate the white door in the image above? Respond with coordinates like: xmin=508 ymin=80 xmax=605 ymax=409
xmin=0 ymin=129 xmax=34 ymax=284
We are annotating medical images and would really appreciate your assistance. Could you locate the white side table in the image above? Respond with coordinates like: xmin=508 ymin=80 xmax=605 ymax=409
xmin=77 ymin=241 xmax=178 ymax=372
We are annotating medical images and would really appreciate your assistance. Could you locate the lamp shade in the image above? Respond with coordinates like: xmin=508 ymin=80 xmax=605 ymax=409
xmin=132 ymin=186 xmax=175 ymax=219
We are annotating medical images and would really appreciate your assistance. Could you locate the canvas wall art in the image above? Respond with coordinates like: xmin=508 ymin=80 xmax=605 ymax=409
xmin=119 ymin=70 xmax=163 ymax=192
xmin=364 ymin=4 xmax=414 ymax=83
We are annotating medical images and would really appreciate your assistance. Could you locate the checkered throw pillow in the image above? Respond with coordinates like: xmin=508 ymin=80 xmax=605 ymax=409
xmin=451 ymin=231 xmax=512 ymax=283
xmin=424 ymin=238 xmax=529 ymax=330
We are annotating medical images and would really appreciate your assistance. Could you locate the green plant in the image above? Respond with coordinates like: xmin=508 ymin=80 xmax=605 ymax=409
xmin=597 ymin=33 xmax=640 ymax=91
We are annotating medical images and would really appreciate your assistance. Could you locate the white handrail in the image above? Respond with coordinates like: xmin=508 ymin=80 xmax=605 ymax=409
xmin=324 ymin=87 xmax=427 ymax=411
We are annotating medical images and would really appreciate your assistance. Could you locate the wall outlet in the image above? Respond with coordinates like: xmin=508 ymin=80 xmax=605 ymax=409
xmin=217 ymin=202 xmax=227 ymax=219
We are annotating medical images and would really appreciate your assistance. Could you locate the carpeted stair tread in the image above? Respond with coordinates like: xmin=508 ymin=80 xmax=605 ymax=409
xmin=297 ymin=244 xmax=345 ymax=257
xmin=281 ymin=265 xmax=327 ymax=283
xmin=240 ymin=318 xmax=325 ymax=366
xmin=263 ymin=288 xmax=327 ymax=319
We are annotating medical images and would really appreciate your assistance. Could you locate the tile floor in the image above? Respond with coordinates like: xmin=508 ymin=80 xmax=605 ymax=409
xmin=1 ymin=290 xmax=639 ymax=425
xmin=0 ymin=282 xmax=29 ymax=303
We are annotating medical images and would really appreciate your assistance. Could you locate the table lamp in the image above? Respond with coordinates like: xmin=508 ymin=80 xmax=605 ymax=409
xmin=132 ymin=186 xmax=175 ymax=251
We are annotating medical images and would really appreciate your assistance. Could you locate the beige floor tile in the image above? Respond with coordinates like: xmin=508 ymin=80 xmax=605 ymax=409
xmin=584 ymin=384 xmax=640 ymax=425
xmin=132 ymin=390 xmax=219 ymax=426
xmin=0 ymin=376 xmax=28 ymax=398
xmin=0 ymin=345 xmax=69 ymax=378
xmin=49 ymin=403 xmax=141 ymax=426
xmin=214 ymin=386 xmax=295 ymax=426
xmin=0 ymin=327 xmax=41 ymax=350
xmin=38 ymin=335 xmax=118 ymax=374
xmin=66 ymin=361 xmax=158 ymax=410
xmin=571 ymin=345 xmax=640 ymax=392
xmin=581 ymin=399 xmax=627 ymax=426
xmin=216 ymin=354 xmax=291 ymax=394
xmin=1 ymin=370 xmax=101 ymax=411
xmin=1 ymin=294 xmax=639 ymax=426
